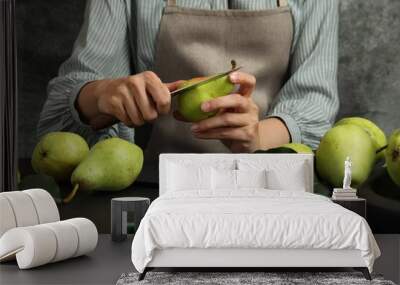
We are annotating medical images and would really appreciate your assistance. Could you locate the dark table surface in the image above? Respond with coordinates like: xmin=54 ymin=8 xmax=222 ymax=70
xmin=57 ymin=183 xmax=158 ymax=234
xmin=18 ymin=158 xmax=159 ymax=233
xmin=0 ymin=234 xmax=133 ymax=285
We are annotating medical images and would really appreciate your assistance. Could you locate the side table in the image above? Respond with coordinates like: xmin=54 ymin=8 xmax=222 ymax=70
xmin=111 ymin=197 xmax=150 ymax=242
xmin=332 ymin=198 xmax=366 ymax=219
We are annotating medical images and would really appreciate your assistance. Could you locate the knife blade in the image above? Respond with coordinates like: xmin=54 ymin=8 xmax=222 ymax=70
xmin=170 ymin=66 xmax=242 ymax=97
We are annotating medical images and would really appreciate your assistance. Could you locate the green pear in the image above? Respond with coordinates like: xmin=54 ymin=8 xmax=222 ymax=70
xmin=177 ymin=75 xmax=235 ymax=122
xmin=64 ymin=138 xmax=143 ymax=203
xmin=385 ymin=129 xmax=400 ymax=187
xmin=282 ymin=143 xmax=313 ymax=154
xmin=254 ymin=147 xmax=296 ymax=154
xmin=335 ymin=117 xmax=387 ymax=160
xmin=316 ymin=125 xmax=376 ymax=188
xmin=32 ymin=132 xmax=89 ymax=181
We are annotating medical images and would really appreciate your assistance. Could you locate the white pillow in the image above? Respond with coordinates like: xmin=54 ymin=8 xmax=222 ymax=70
xmin=167 ymin=158 xmax=236 ymax=171
xmin=236 ymin=169 xmax=267 ymax=189
xmin=167 ymin=162 xmax=212 ymax=191
xmin=265 ymin=165 xmax=307 ymax=191
xmin=211 ymin=168 xmax=237 ymax=190
xmin=238 ymin=159 xmax=309 ymax=192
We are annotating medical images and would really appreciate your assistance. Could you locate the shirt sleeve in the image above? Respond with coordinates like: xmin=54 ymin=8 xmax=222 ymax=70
xmin=267 ymin=0 xmax=339 ymax=149
xmin=37 ymin=0 xmax=132 ymax=145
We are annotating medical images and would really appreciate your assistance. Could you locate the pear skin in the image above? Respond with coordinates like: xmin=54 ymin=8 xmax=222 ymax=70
xmin=316 ymin=125 xmax=376 ymax=188
xmin=335 ymin=117 xmax=387 ymax=160
xmin=385 ymin=129 xmax=400 ymax=187
xmin=282 ymin=143 xmax=313 ymax=154
xmin=32 ymin=132 xmax=89 ymax=181
xmin=177 ymin=75 xmax=235 ymax=122
xmin=64 ymin=138 xmax=143 ymax=203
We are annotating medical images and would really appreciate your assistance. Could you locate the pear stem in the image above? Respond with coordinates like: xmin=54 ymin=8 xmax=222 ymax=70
xmin=376 ymin=144 xmax=388 ymax=154
xmin=230 ymin=59 xmax=237 ymax=70
xmin=63 ymin=184 xmax=79 ymax=204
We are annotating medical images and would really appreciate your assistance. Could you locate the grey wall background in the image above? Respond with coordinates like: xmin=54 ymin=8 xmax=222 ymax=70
xmin=17 ymin=0 xmax=400 ymax=157
xmin=338 ymin=0 xmax=400 ymax=134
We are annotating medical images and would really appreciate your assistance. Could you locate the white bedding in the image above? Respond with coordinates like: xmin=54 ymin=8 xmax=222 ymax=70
xmin=131 ymin=190 xmax=380 ymax=273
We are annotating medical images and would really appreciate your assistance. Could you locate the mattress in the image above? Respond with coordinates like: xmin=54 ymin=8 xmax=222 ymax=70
xmin=131 ymin=190 xmax=380 ymax=273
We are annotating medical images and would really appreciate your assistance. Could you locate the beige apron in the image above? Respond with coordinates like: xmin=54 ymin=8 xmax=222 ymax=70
xmin=138 ymin=0 xmax=293 ymax=183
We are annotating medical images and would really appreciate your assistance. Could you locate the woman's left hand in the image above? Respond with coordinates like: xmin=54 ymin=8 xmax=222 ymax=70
xmin=189 ymin=71 xmax=260 ymax=153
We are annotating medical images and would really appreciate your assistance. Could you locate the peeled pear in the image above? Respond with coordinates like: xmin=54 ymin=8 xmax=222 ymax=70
xmin=32 ymin=132 xmax=89 ymax=181
xmin=64 ymin=138 xmax=143 ymax=203
xmin=385 ymin=129 xmax=400 ymax=187
xmin=316 ymin=125 xmax=376 ymax=188
xmin=282 ymin=143 xmax=313 ymax=154
xmin=335 ymin=117 xmax=387 ymax=160
xmin=177 ymin=75 xmax=235 ymax=122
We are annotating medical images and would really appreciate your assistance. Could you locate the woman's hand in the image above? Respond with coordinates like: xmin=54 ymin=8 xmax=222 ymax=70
xmin=77 ymin=71 xmax=181 ymax=130
xmin=188 ymin=71 xmax=260 ymax=153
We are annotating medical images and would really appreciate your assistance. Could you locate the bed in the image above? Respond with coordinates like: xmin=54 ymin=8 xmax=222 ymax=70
xmin=131 ymin=154 xmax=380 ymax=280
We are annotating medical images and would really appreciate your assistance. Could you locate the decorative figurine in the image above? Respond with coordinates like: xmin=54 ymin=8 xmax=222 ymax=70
xmin=343 ymin=156 xmax=352 ymax=190
xmin=332 ymin=157 xmax=358 ymax=199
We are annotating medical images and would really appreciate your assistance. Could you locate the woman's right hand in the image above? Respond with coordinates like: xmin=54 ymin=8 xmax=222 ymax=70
xmin=77 ymin=71 xmax=181 ymax=130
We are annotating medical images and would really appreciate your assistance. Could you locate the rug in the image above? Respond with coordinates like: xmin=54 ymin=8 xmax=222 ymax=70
xmin=116 ymin=272 xmax=396 ymax=285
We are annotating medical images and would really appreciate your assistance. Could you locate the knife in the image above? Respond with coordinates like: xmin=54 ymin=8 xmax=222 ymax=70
xmin=170 ymin=66 xmax=242 ymax=97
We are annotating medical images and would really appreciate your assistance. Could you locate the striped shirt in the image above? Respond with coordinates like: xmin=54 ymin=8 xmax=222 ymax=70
xmin=38 ymin=0 xmax=339 ymax=149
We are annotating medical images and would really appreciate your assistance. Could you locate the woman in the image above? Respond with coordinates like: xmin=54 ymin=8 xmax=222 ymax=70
xmin=38 ymin=0 xmax=339 ymax=182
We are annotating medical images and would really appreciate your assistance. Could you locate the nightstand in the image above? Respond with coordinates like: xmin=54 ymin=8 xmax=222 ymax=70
xmin=111 ymin=197 xmax=150 ymax=242
xmin=331 ymin=198 xmax=366 ymax=219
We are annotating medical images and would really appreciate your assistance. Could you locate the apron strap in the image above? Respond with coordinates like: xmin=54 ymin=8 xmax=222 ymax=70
xmin=277 ymin=0 xmax=288 ymax=7
xmin=167 ymin=0 xmax=176 ymax=6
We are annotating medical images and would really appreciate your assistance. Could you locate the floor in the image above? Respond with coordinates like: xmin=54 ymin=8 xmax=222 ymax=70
xmin=1 ymin=235 xmax=399 ymax=285
xmin=0 ymin=235 xmax=134 ymax=285
xmin=373 ymin=235 xmax=400 ymax=284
